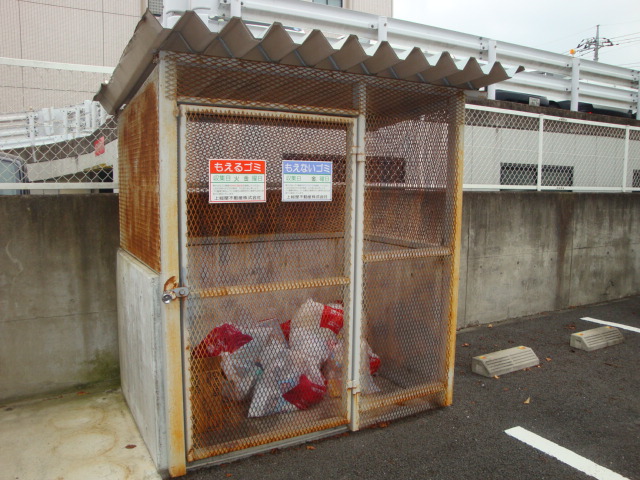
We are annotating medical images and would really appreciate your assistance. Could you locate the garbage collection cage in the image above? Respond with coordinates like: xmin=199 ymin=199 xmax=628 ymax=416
xmin=118 ymin=52 xmax=464 ymax=466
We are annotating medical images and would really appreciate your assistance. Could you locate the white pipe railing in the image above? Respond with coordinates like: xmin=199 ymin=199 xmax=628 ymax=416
xmin=161 ymin=0 xmax=639 ymax=116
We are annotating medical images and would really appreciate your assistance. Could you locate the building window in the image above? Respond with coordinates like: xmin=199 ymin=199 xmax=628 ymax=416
xmin=500 ymin=163 xmax=574 ymax=187
xmin=633 ymin=170 xmax=640 ymax=188
xmin=149 ymin=0 xmax=163 ymax=16
xmin=312 ymin=0 xmax=344 ymax=7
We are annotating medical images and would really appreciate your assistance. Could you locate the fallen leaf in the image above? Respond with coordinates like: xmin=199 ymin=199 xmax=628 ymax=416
xmin=226 ymin=474 xmax=233 ymax=478
xmin=125 ymin=444 xmax=137 ymax=449
xmin=378 ymin=422 xmax=389 ymax=428
xmin=536 ymin=365 xmax=542 ymax=368
xmin=306 ymin=445 xmax=316 ymax=450
xmin=493 ymin=375 xmax=500 ymax=379
xmin=76 ymin=391 xmax=87 ymax=395
xmin=523 ymin=397 xmax=531 ymax=404
xmin=461 ymin=343 xmax=470 ymax=347
xmin=487 ymin=324 xmax=493 ymax=328
xmin=545 ymin=357 xmax=552 ymax=362
xmin=565 ymin=324 xmax=577 ymax=330
xmin=503 ymin=387 xmax=510 ymax=391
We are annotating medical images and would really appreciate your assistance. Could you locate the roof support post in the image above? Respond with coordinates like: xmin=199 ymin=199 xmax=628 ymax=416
xmin=570 ymin=57 xmax=580 ymax=112
xmin=230 ymin=0 xmax=242 ymax=18
xmin=377 ymin=16 xmax=388 ymax=43
xmin=487 ymin=39 xmax=497 ymax=100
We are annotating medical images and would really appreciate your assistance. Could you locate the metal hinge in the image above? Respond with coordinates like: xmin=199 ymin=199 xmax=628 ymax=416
xmin=346 ymin=381 xmax=360 ymax=394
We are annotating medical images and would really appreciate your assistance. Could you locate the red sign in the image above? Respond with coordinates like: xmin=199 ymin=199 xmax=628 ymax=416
xmin=93 ymin=136 xmax=105 ymax=156
xmin=209 ymin=159 xmax=267 ymax=203
xmin=209 ymin=160 xmax=265 ymax=175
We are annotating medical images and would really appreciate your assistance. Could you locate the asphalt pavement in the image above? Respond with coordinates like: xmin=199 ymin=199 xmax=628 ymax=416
xmin=185 ymin=296 xmax=640 ymax=480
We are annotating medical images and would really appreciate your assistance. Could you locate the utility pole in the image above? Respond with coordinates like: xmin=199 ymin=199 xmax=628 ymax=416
xmin=574 ymin=25 xmax=614 ymax=62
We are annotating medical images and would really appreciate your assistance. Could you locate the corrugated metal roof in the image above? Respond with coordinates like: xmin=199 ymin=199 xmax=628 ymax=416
xmin=95 ymin=11 xmax=523 ymax=114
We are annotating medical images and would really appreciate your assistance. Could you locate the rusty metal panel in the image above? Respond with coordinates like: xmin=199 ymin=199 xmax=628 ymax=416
xmin=118 ymin=80 xmax=161 ymax=272
xmin=182 ymin=107 xmax=355 ymax=461
xmin=357 ymin=84 xmax=465 ymax=427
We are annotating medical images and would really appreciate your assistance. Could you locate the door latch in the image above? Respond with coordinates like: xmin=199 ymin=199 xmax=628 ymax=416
xmin=162 ymin=276 xmax=190 ymax=304
xmin=162 ymin=287 xmax=190 ymax=304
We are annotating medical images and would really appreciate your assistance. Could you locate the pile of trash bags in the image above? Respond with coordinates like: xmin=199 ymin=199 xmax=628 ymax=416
xmin=192 ymin=299 xmax=381 ymax=418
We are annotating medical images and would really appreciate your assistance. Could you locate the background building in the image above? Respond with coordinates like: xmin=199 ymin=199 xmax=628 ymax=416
xmin=0 ymin=0 xmax=391 ymax=113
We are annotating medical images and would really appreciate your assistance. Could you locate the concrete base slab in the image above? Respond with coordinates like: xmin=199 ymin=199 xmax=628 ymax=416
xmin=0 ymin=386 xmax=161 ymax=480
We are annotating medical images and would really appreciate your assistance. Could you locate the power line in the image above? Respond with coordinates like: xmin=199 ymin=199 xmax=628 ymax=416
xmin=573 ymin=25 xmax=613 ymax=61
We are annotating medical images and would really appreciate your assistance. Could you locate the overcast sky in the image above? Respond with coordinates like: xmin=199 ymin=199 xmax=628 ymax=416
xmin=392 ymin=0 xmax=640 ymax=69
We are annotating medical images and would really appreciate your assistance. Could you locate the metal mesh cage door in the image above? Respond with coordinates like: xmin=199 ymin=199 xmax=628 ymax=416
xmin=180 ymin=107 xmax=355 ymax=461
xmin=356 ymin=88 xmax=464 ymax=428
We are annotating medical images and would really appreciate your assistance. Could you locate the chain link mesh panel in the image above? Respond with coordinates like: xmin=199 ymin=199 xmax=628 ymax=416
xmin=464 ymin=106 xmax=640 ymax=190
xmin=630 ymin=129 xmax=640 ymax=190
xmin=464 ymin=108 xmax=539 ymax=187
xmin=171 ymin=54 xmax=464 ymax=460
xmin=118 ymin=81 xmax=161 ymax=272
xmin=543 ymin=120 xmax=626 ymax=189
xmin=184 ymin=108 xmax=354 ymax=460
xmin=0 ymin=104 xmax=117 ymax=192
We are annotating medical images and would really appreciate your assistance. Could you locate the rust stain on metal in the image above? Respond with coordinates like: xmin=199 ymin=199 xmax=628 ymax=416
xmin=118 ymin=82 xmax=161 ymax=272
xmin=164 ymin=276 xmax=179 ymax=292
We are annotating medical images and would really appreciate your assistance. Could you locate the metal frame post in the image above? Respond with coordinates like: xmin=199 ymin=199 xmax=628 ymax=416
xmin=487 ymin=39 xmax=497 ymax=100
xmin=349 ymin=83 xmax=367 ymax=431
xmin=571 ymin=57 xmax=580 ymax=112
xmin=622 ymin=126 xmax=630 ymax=192
xmin=444 ymin=94 xmax=465 ymax=406
xmin=537 ymin=115 xmax=544 ymax=190
xmin=157 ymin=52 xmax=187 ymax=478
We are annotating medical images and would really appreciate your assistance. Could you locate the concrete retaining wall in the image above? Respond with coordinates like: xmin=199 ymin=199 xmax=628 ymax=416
xmin=0 ymin=194 xmax=120 ymax=402
xmin=1 ymin=192 xmax=638 ymax=401
xmin=457 ymin=192 xmax=640 ymax=328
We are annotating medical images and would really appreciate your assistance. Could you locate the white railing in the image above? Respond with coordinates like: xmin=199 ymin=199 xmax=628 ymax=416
xmin=0 ymin=101 xmax=117 ymax=191
xmin=464 ymin=105 xmax=640 ymax=192
xmin=161 ymin=0 xmax=639 ymax=116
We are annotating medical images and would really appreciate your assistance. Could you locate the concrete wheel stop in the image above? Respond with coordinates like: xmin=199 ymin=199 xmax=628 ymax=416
xmin=472 ymin=346 xmax=540 ymax=377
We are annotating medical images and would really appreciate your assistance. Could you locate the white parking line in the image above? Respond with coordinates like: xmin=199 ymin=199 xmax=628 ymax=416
xmin=580 ymin=317 xmax=640 ymax=334
xmin=505 ymin=427 xmax=629 ymax=480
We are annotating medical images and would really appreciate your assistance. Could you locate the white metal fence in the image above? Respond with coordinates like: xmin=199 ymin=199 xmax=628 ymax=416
xmin=1 ymin=102 xmax=639 ymax=194
xmin=0 ymin=101 xmax=117 ymax=193
xmin=464 ymin=105 xmax=640 ymax=192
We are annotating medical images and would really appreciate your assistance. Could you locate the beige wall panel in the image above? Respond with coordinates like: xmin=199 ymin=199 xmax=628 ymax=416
xmin=20 ymin=0 xmax=102 ymax=12
xmin=22 ymin=68 xmax=106 ymax=93
xmin=347 ymin=0 xmax=392 ymax=16
xmin=23 ymin=87 xmax=94 ymax=110
xmin=0 ymin=1 xmax=22 ymax=57
xmin=103 ymin=0 xmax=145 ymax=16
xmin=103 ymin=14 xmax=140 ymax=67
xmin=0 ymin=65 xmax=24 ymax=88
xmin=0 ymin=86 xmax=25 ymax=113
xmin=20 ymin=3 xmax=103 ymax=65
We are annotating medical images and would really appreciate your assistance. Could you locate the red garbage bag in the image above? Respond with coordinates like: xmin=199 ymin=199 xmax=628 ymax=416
xmin=192 ymin=323 xmax=253 ymax=358
xmin=282 ymin=374 xmax=327 ymax=410
xmin=320 ymin=305 xmax=344 ymax=334
xmin=369 ymin=353 xmax=381 ymax=375
xmin=279 ymin=319 xmax=291 ymax=342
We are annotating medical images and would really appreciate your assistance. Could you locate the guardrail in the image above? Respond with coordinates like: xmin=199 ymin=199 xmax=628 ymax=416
xmin=0 ymin=101 xmax=117 ymax=191
xmin=161 ymin=0 xmax=639 ymax=116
